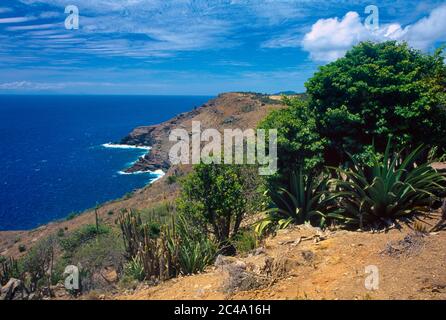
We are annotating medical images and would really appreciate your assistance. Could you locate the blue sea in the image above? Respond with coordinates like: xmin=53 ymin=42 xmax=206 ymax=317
xmin=0 ymin=95 xmax=211 ymax=231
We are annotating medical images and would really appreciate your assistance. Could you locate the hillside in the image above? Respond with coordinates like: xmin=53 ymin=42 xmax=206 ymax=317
xmin=120 ymin=92 xmax=284 ymax=173
xmin=116 ymin=213 xmax=446 ymax=300
xmin=0 ymin=92 xmax=284 ymax=258
xmin=2 ymin=92 xmax=446 ymax=301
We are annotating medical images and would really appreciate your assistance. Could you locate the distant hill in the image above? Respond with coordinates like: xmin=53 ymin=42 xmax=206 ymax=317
xmin=274 ymin=90 xmax=300 ymax=95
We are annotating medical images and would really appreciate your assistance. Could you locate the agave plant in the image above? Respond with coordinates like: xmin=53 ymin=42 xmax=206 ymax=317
xmin=329 ymin=143 xmax=446 ymax=228
xmin=167 ymin=214 xmax=217 ymax=275
xmin=255 ymin=169 xmax=340 ymax=236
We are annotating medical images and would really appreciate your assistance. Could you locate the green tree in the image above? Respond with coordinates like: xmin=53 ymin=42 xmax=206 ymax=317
xmin=177 ymin=164 xmax=261 ymax=253
xmin=306 ymin=41 xmax=446 ymax=165
xmin=258 ymin=96 xmax=326 ymax=185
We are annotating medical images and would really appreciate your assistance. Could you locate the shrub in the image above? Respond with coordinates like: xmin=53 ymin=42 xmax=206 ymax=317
xmin=255 ymin=168 xmax=340 ymax=236
xmin=57 ymin=228 xmax=65 ymax=237
xmin=20 ymin=236 xmax=57 ymax=292
xmin=232 ymin=229 xmax=257 ymax=254
xmin=258 ymin=97 xmax=326 ymax=185
xmin=138 ymin=202 xmax=175 ymax=225
xmin=124 ymin=256 xmax=145 ymax=282
xmin=306 ymin=41 xmax=446 ymax=165
xmin=59 ymin=224 xmax=110 ymax=254
xmin=329 ymin=143 xmax=446 ymax=228
xmin=261 ymin=42 xmax=446 ymax=184
xmin=123 ymin=192 xmax=134 ymax=200
xmin=169 ymin=214 xmax=217 ymax=275
xmin=167 ymin=175 xmax=178 ymax=185
xmin=177 ymin=163 xmax=260 ymax=252
xmin=68 ymin=231 xmax=124 ymax=291
xmin=18 ymin=244 xmax=26 ymax=253
xmin=118 ymin=209 xmax=216 ymax=281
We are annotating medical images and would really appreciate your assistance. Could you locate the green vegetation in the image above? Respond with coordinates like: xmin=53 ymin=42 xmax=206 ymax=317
xmin=255 ymin=169 xmax=340 ymax=236
xmin=20 ymin=236 xmax=56 ymax=292
xmin=166 ymin=175 xmax=178 ymax=185
xmin=261 ymin=42 xmax=446 ymax=180
xmin=0 ymin=256 xmax=19 ymax=286
xmin=173 ymin=214 xmax=217 ymax=274
xmin=306 ymin=41 xmax=446 ymax=165
xmin=2 ymin=41 xmax=445 ymax=298
xmin=177 ymin=163 xmax=265 ymax=253
xmin=135 ymin=202 xmax=175 ymax=225
xmin=258 ymin=41 xmax=446 ymax=232
xmin=232 ymin=229 xmax=257 ymax=254
xmin=124 ymin=256 xmax=145 ymax=282
xmin=328 ymin=142 xmax=446 ymax=228
xmin=57 ymin=228 xmax=65 ymax=237
xmin=118 ymin=208 xmax=216 ymax=281
xmin=259 ymin=97 xmax=325 ymax=185
xmin=59 ymin=224 xmax=110 ymax=254
xmin=67 ymin=231 xmax=124 ymax=291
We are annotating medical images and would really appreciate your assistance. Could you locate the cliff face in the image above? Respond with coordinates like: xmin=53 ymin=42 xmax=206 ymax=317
xmin=120 ymin=92 xmax=284 ymax=173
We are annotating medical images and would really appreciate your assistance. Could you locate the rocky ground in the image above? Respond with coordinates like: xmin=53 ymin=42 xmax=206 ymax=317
xmin=115 ymin=213 xmax=446 ymax=300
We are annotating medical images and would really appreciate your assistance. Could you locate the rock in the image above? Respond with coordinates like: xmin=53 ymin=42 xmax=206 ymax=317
xmin=214 ymin=255 xmax=246 ymax=270
xmin=252 ymin=247 xmax=266 ymax=256
xmin=103 ymin=267 xmax=118 ymax=283
xmin=28 ymin=293 xmax=39 ymax=300
xmin=0 ymin=278 xmax=28 ymax=300
xmin=51 ymin=283 xmax=69 ymax=299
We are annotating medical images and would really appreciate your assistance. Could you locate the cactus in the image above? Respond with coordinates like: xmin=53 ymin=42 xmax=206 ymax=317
xmin=0 ymin=256 xmax=19 ymax=286
xmin=118 ymin=209 xmax=179 ymax=281
xmin=118 ymin=206 xmax=216 ymax=282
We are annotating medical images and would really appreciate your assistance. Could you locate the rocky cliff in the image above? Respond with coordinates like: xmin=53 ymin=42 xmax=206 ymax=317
xmin=120 ymin=92 xmax=284 ymax=173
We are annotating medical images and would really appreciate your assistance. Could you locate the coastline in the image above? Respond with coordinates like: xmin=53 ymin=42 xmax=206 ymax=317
xmin=0 ymin=92 xmax=281 ymax=256
xmin=101 ymin=143 xmax=165 ymax=177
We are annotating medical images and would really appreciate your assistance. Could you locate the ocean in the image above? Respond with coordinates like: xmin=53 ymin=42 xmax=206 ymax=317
xmin=0 ymin=95 xmax=211 ymax=231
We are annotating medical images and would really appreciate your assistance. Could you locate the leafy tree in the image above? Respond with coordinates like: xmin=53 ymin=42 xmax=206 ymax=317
xmin=306 ymin=41 xmax=446 ymax=165
xmin=177 ymin=164 xmax=262 ymax=253
xmin=258 ymin=97 xmax=326 ymax=185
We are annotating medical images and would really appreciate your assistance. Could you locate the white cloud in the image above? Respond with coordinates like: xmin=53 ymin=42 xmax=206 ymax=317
xmin=0 ymin=16 xmax=35 ymax=24
xmin=0 ymin=81 xmax=65 ymax=90
xmin=403 ymin=4 xmax=446 ymax=50
xmin=302 ymin=4 xmax=446 ymax=62
xmin=261 ymin=33 xmax=301 ymax=49
xmin=6 ymin=23 xmax=58 ymax=31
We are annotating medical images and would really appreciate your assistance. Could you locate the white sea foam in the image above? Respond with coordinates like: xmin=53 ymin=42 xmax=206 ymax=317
xmin=102 ymin=142 xmax=162 ymax=178
xmin=118 ymin=169 xmax=165 ymax=180
xmin=101 ymin=143 xmax=151 ymax=151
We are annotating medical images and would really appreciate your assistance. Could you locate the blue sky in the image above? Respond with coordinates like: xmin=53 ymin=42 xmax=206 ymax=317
xmin=0 ymin=0 xmax=445 ymax=95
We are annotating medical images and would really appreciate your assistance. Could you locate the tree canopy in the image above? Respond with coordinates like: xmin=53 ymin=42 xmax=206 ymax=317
xmin=306 ymin=41 xmax=446 ymax=165
xmin=261 ymin=41 xmax=446 ymax=184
